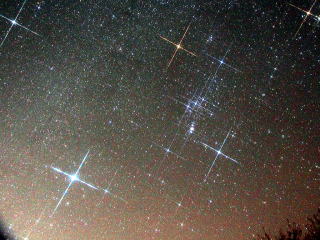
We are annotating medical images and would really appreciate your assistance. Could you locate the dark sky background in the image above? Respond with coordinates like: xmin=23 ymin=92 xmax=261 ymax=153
xmin=0 ymin=0 xmax=319 ymax=239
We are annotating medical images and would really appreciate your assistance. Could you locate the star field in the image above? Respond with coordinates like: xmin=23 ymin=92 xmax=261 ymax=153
xmin=0 ymin=0 xmax=319 ymax=239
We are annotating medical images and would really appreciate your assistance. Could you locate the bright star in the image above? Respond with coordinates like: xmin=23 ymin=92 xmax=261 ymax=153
xmin=201 ymin=128 xmax=240 ymax=182
xmin=0 ymin=0 xmax=40 ymax=48
xmin=288 ymin=0 xmax=319 ymax=38
xmin=70 ymin=174 xmax=78 ymax=182
xmin=50 ymin=150 xmax=100 ymax=216
xmin=160 ymin=22 xmax=197 ymax=68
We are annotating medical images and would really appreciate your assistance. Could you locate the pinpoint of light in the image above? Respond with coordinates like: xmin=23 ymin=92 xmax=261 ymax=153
xmin=11 ymin=20 xmax=17 ymax=25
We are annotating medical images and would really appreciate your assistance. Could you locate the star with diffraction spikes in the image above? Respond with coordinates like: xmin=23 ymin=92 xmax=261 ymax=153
xmin=288 ymin=0 xmax=320 ymax=38
xmin=201 ymin=128 xmax=240 ymax=182
xmin=0 ymin=0 xmax=40 ymax=48
xmin=50 ymin=150 xmax=100 ymax=216
xmin=160 ymin=23 xmax=197 ymax=68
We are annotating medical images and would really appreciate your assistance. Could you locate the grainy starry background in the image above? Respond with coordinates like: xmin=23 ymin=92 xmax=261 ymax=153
xmin=0 ymin=0 xmax=319 ymax=239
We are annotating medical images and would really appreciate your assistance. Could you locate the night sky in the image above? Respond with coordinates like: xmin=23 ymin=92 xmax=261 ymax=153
xmin=0 ymin=0 xmax=319 ymax=239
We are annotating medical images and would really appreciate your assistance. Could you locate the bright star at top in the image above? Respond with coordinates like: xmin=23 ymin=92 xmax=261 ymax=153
xmin=159 ymin=22 xmax=197 ymax=68
xmin=0 ymin=0 xmax=40 ymax=48
xmin=288 ymin=0 xmax=319 ymax=38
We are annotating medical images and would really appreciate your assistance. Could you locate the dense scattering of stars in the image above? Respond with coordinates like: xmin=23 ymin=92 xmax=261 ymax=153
xmin=0 ymin=0 xmax=319 ymax=239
